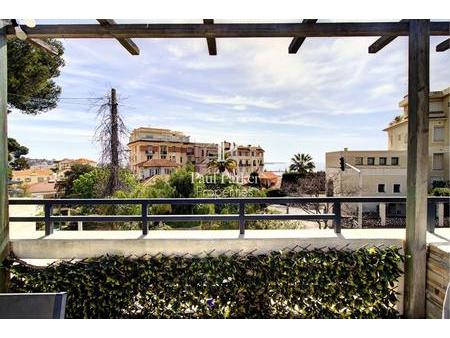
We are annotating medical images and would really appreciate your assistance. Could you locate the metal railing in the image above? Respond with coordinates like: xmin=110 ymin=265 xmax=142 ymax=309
xmin=8 ymin=196 xmax=449 ymax=236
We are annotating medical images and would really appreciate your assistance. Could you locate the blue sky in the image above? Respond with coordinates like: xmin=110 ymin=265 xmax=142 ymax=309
xmin=7 ymin=20 xmax=450 ymax=170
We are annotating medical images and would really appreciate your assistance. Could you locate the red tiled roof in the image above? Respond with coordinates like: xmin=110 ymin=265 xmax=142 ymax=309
xmin=27 ymin=181 xmax=56 ymax=193
xmin=260 ymin=171 xmax=279 ymax=180
xmin=137 ymin=159 xmax=180 ymax=168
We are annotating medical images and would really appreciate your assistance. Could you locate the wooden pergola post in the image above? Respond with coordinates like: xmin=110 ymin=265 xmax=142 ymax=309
xmin=0 ymin=20 xmax=9 ymax=292
xmin=404 ymin=19 xmax=430 ymax=319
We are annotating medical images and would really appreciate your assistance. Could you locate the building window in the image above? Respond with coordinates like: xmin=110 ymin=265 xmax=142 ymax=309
xmin=397 ymin=134 xmax=401 ymax=141
xmin=393 ymin=184 xmax=401 ymax=193
xmin=433 ymin=153 xmax=444 ymax=170
xmin=391 ymin=157 xmax=399 ymax=166
xmin=38 ymin=177 xmax=44 ymax=183
xmin=367 ymin=157 xmax=375 ymax=165
xmin=355 ymin=157 xmax=363 ymax=165
xmin=378 ymin=184 xmax=385 ymax=193
xmin=379 ymin=157 xmax=387 ymax=165
xmin=147 ymin=155 xmax=153 ymax=160
xmin=433 ymin=126 xmax=445 ymax=142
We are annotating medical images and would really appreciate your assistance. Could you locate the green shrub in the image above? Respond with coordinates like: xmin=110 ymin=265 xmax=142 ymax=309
xmin=6 ymin=247 xmax=403 ymax=319
xmin=430 ymin=187 xmax=450 ymax=196
xmin=265 ymin=188 xmax=287 ymax=197
xmin=282 ymin=172 xmax=304 ymax=184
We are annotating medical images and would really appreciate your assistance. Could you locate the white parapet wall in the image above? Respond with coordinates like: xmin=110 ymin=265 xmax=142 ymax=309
xmin=10 ymin=228 xmax=408 ymax=259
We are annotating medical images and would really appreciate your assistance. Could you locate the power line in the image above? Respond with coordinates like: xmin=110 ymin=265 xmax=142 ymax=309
xmin=7 ymin=93 xmax=103 ymax=100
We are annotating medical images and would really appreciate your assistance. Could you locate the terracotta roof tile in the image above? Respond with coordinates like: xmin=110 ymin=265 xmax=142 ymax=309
xmin=27 ymin=181 xmax=56 ymax=193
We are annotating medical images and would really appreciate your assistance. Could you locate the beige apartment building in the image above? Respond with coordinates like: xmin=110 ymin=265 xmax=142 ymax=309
xmin=384 ymin=88 xmax=449 ymax=183
xmin=326 ymin=86 xmax=450 ymax=219
xmin=326 ymin=149 xmax=407 ymax=216
xmin=56 ymin=158 xmax=97 ymax=173
xmin=12 ymin=168 xmax=57 ymax=185
xmin=128 ymin=127 xmax=265 ymax=180
xmin=223 ymin=142 xmax=265 ymax=176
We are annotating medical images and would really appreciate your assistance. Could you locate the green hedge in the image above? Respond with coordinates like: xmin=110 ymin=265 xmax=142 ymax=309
xmin=6 ymin=247 xmax=403 ymax=318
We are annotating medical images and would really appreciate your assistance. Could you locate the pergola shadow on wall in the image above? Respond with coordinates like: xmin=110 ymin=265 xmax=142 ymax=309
xmin=0 ymin=19 xmax=449 ymax=318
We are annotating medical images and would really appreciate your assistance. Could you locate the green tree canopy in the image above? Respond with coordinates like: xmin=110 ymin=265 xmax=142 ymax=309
xmin=72 ymin=167 xmax=139 ymax=199
xmin=8 ymin=137 xmax=29 ymax=172
xmin=7 ymin=39 xmax=65 ymax=115
xmin=289 ymin=153 xmax=315 ymax=175
xmin=207 ymin=153 xmax=237 ymax=174
xmin=56 ymin=164 xmax=95 ymax=197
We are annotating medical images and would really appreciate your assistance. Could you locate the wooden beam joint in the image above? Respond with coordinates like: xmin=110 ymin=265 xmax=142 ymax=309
xmin=203 ymin=19 xmax=217 ymax=55
xmin=368 ymin=19 xmax=408 ymax=54
xmin=96 ymin=19 xmax=140 ymax=55
xmin=288 ymin=19 xmax=318 ymax=54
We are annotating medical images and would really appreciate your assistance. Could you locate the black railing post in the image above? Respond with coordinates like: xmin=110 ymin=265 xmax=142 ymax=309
xmin=333 ymin=201 xmax=341 ymax=233
xmin=427 ymin=199 xmax=436 ymax=233
xmin=142 ymin=202 xmax=148 ymax=235
xmin=239 ymin=202 xmax=245 ymax=235
xmin=44 ymin=202 xmax=53 ymax=236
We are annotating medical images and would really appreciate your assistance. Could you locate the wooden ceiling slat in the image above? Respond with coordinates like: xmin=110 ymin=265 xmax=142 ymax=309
xmin=288 ymin=19 xmax=318 ymax=54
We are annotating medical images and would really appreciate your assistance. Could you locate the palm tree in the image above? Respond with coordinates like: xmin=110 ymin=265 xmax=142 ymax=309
xmin=289 ymin=153 xmax=315 ymax=174
xmin=207 ymin=152 xmax=237 ymax=174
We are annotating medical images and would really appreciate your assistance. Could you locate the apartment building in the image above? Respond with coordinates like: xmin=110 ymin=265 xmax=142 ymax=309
xmin=384 ymin=87 xmax=449 ymax=183
xmin=326 ymin=86 xmax=450 ymax=217
xmin=326 ymin=149 xmax=407 ymax=215
xmin=128 ymin=127 xmax=264 ymax=180
xmin=56 ymin=158 xmax=97 ymax=173
xmin=224 ymin=142 xmax=265 ymax=176
xmin=12 ymin=168 xmax=57 ymax=185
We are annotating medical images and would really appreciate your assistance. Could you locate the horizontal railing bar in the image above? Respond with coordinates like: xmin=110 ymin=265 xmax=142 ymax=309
xmin=9 ymin=214 xmax=336 ymax=223
xmin=10 ymin=216 xmax=45 ymax=222
xmin=8 ymin=196 xmax=449 ymax=206
xmin=244 ymin=214 xmax=335 ymax=221
xmin=9 ymin=215 xmax=241 ymax=222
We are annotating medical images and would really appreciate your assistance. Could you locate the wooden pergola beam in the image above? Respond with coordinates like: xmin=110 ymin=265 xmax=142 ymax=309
xmin=404 ymin=19 xmax=430 ymax=319
xmin=203 ymin=19 xmax=217 ymax=55
xmin=0 ymin=21 xmax=8 ymax=292
xmin=436 ymin=38 xmax=449 ymax=52
xmin=28 ymin=38 xmax=59 ymax=55
xmin=96 ymin=19 xmax=140 ymax=55
xmin=288 ymin=19 xmax=318 ymax=54
xmin=6 ymin=22 xmax=449 ymax=39
xmin=368 ymin=19 xmax=407 ymax=53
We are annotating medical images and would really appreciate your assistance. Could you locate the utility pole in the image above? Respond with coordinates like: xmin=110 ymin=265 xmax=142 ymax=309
xmin=107 ymin=88 xmax=120 ymax=195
